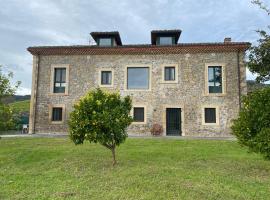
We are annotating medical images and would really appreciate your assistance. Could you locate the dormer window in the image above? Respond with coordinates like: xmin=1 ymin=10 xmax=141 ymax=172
xmin=151 ymin=29 xmax=181 ymax=45
xmin=98 ymin=38 xmax=113 ymax=46
xmin=158 ymin=37 xmax=175 ymax=45
xmin=90 ymin=31 xmax=122 ymax=47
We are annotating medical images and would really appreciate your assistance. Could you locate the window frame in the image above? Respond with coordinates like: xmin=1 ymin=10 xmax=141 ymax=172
xmin=98 ymin=68 xmax=114 ymax=87
xmin=125 ymin=65 xmax=152 ymax=91
xmin=157 ymin=36 xmax=175 ymax=45
xmin=50 ymin=64 xmax=69 ymax=95
xmin=202 ymin=106 xmax=220 ymax=126
xmin=131 ymin=105 xmax=147 ymax=124
xmin=161 ymin=64 xmax=178 ymax=83
xmin=97 ymin=38 xmax=114 ymax=46
xmin=49 ymin=104 xmax=65 ymax=124
xmin=205 ymin=63 xmax=226 ymax=96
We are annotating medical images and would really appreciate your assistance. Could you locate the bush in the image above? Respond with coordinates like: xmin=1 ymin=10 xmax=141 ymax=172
xmin=150 ymin=123 xmax=163 ymax=136
xmin=232 ymin=87 xmax=270 ymax=159
xmin=69 ymin=88 xmax=133 ymax=165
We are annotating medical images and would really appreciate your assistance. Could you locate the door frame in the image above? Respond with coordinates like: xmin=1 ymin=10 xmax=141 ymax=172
xmin=163 ymin=105 xmax=185 ymax=136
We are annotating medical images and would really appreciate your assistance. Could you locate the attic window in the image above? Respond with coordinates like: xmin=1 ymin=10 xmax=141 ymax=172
xmin=98 ymin=38 xmax=113 ymax=46
xmin=157 ymin=37 xmax=175 ymax=45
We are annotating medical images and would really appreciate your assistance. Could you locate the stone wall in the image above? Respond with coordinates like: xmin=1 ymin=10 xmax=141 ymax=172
xmin=31 ymin=51 xmax=246 ymax=136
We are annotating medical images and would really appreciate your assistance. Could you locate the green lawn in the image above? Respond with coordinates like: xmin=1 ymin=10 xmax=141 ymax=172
xmin=0 ymin=138 xmax=269 ymax=200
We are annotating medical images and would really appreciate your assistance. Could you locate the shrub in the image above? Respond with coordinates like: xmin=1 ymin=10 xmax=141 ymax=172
xmin=150 ymin=123 xmax=163 ymax=136
xmin=69 ymin=88 xmax=133 ymax=165
xmin=231 ymin=87 xmax=270 ymax=159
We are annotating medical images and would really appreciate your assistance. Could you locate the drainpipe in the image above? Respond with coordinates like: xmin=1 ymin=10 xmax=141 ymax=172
xmin=237 ymin=51 xmax=241 ymax=110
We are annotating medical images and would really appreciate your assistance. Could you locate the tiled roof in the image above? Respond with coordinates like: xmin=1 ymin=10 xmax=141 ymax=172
xmin=27 ymin=42 xmax=250 ymax=56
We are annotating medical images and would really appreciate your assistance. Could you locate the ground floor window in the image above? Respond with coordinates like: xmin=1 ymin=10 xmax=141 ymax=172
xmin=204 ymin=107 xmax=217 ymax=124
xmin=133 ymin=107 xmax=145 ymax=122
xmin=52 ymin=107 xmax=63 ymax=122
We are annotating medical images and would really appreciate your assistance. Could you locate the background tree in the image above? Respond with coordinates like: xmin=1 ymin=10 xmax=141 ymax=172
xmin=69 ymin=88 xmax=133 ymax=165
xmin=232 ymin=87 xmax=270 ymax=159
xmin=248 ymin=0 xmax=270 ymax=82
xmin=0 ymin=65 xmax=21 ymax=131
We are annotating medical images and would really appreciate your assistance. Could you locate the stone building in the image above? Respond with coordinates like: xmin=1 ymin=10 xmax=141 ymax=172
xmin=27 ymin=30 xmax=250 ymax=136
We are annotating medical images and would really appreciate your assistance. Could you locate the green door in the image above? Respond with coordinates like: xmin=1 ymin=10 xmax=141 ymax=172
xmin=166 ymin=108 xmax=181 ymax=136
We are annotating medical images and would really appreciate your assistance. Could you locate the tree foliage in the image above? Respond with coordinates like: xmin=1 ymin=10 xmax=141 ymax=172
xmin=248 ymin=1 xmax=270 ymax=82
xmin=0 ymin=65 xmax=21 ymax=131
xmin=231 ymin=87 xmax=270 ymax=159
xmin=69 ymin=88 xmax=133 ymax=165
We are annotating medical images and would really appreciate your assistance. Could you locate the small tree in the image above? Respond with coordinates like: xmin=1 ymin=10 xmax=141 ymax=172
xmin=0 ymin=65 xmax=21 ymax=131
xmin=248 ymin=0 xmax=270 ymax=82
xmin=231 ymin=87 xmax=270 ymax=159
xmin=69 ymin=88 xmax=133 ymax=165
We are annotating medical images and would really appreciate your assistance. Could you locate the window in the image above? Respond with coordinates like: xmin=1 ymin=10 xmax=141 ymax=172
xmin=52 ymin=107 xmax=63 ymax=122
xmin=127 ymin=67 xmax=149 ymax=90
xmin=98 ymin=38 xmax=112 ymax=46
xmin=164 ymin=67 xmax=175 ymax=81
xmin=53 ymin=68 xmax=66 ymax=93
xmin=133 ymin=107 xmax=144 ymax=122
xmin=158 ymin=37 xmax=174 ymax=45
xmin=208 ymin=66 xmax=222 ymax=93
xmin=101 ymin=71 xmax=112 ymax=85
xmin=204 ymin=108 xmax=216 ymax=124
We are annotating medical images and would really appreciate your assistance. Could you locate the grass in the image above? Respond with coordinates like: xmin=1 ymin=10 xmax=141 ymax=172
xmin=9 ymin=100 xmax=30 ymax=113
xmin=0 ymin=138 xmax=269 ymax=200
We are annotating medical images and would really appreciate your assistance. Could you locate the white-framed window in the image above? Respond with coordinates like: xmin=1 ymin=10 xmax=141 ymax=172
xmin=125 ymin=65 xmax=151 ymax=91
xmin=202 ymin=106 xmax=220 ymax=125
xmin=50 ymin=65 xmax=69 ymax=95
xmin=205 ymin=63 xmax=226 ymax=96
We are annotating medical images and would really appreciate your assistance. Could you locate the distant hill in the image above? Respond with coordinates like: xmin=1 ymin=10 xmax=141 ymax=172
xmin=247 ymin=80 xmax=270 ymax=93
xmin=2 ymin=95 xmax=31 ymax=104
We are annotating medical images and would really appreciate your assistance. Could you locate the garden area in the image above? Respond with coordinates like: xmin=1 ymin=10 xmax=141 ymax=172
xmin=0 ymin=137 xmax=269 ymax=200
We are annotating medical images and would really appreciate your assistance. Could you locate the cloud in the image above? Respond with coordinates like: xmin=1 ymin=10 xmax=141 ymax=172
xmin=0 ymin=0 xmax=269 ymax=95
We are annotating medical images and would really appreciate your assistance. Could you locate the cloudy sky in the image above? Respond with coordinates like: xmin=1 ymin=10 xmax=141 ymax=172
xmin=0 ymin=0 xmax=269 ymax=95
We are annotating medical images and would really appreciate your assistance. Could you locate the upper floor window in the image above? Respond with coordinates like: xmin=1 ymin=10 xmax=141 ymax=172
xmin=98 ymin=38 xmax=113 ymax=46
xmin=208 ymin=66 xmax=222 ymax=93
xmin=165 ymin=67 xmax=175 ymax=81
xmin=127 ymin=67 xmax=150 ymax=90
xmin=54 ymin=68 xmax=66 ymax=93
xmin=158 ymin=37 xmax=175 ymax=45
xmin=101 ymin=71 xmax=112 ymax=85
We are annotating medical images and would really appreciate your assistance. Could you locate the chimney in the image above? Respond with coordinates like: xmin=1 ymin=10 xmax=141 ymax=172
xmin=224 ymin=37 xmax=232 ymax=43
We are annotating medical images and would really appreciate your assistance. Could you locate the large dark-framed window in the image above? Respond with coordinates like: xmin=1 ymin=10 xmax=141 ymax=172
xmin=53 ymin=68 xmax=66 ymax=93
xmin=204 ymin=108 xmax=217 ymax=124
xmin=127 ymin=67 xmax=150 ymax=90
xmin=208 ymin=66 xmax=222 ymax=93
xmin=133 ymin=107 xmax=145 ymax=122
xmin=164 ymin=66 xmax=175 ymax=81
xmin=52 ymin=107 xmax=63 ymax=122
xmin=101 ymin=71 xmax=112 ymax=85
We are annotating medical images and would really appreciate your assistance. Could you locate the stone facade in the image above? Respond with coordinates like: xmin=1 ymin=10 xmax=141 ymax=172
xmin=29 ymin=51 xmax=247 ymax=136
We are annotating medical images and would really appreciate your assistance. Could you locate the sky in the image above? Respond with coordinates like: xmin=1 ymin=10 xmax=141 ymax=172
xmin=0 ymin=0 xmax=269 ymax=95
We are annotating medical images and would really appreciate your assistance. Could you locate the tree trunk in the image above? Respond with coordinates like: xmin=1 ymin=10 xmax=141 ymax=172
xmin=111 ymin=147 xmax=116 ymax=166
